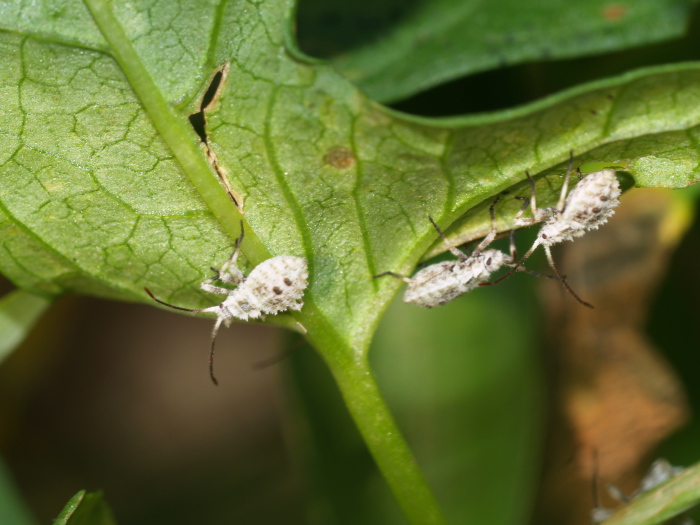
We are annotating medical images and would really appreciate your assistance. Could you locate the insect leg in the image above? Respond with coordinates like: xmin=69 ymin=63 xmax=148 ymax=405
xmin=508 ymin=229 xmax=517 ymax=262
xmin=507 ymin=230 xmax=556 ymax=278
xmin=374 ymin=271 xmax=414 ymax=284
xmin=201 ymin=282 xmax=237 ymax=295
xmin=556 ymin=152 xmax=575 ymax=212
xmin=428 ymin=216 xmax=468 ymax=261
xmin=217 ymin=220 xmax=247 ymax=284
xmin=542 ymin=245 xmax=594 ymax=308
xmin=473 ymin=195 xmax=501 ymax=255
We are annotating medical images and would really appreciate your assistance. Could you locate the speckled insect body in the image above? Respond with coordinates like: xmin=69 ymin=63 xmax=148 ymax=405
xmin=400 ymin=249 xmax=511 ymax=307
xmin=202 ymin=255 xmax=308 ymax=321
xmin=145 ymin=223 xmax=308 ymax=384
xmin=375 ymin=197 xmax=517 ymax=308
xmin=529 ymin=168 xmax=621 ymax=246
xmin=481 ymin=158 xmax=622 ymax=307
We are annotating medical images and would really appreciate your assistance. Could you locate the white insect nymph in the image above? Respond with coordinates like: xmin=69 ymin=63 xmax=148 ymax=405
xmin=520 ymin=168 xmax=621 ymax=244
xmin=145 ymin=222 xmax=308 ymax=384
xmin=481 ymin=157 xmax=621 ymax=307
xmin=375 ymin=197 xmax=521 ymax=308
xmin=591 ymin=458 xmax=689 ymax=524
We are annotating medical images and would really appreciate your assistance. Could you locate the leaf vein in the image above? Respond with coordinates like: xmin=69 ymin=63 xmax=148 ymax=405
xmin=350 ymin=115 xmax=377 ymax=286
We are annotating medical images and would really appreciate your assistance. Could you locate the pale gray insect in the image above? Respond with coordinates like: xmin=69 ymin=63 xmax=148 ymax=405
xmin=375 ymin=197 xmax=524 ymax=308
xmin=146 ymin=222 xmax=308 ymax=384
xmin=637 ymin=458 xmax=686 ymax=494
xmin=591 ymin=459 xmax=691 ymax=524
xmin=481 ymin=157 xmax=621 ymax=307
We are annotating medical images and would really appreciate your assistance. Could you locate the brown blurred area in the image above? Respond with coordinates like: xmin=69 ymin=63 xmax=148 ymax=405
xmin=0 ymin=280 xmax=307 ymax=525
xmin=533 ymin=188 xmax=693 ymax=525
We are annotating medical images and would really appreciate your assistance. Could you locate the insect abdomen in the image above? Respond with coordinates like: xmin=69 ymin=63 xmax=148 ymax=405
xmin=241 ymin=256 xmax=308 ymax=315
xmin=563 ymin=169 xmax=620 ymax=231
xmin=404 ymin=261 xmax=474 ymax=307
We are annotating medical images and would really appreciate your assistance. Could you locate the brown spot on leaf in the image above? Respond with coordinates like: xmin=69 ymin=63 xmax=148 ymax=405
xmin=603 ymin=4 xmax=627 ymax=21
xmin=325 ymin=147 xmax=355 ymax=170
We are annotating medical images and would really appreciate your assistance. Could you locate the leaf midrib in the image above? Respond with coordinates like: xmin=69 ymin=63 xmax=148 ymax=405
xmin=83 ymin=0 xmax=267 ymax=260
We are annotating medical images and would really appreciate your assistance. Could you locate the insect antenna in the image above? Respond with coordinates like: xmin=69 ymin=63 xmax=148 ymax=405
xmin=145 ymin=287 xmax=228 ymax=384
xmin=252 ymin=348 xmax=293 ymax=370
xmin=542 ymin=246 xmax=594 ymax=308
xmin=252 ymin=334 xmax=306 ymax=370
xmin=209 ymin=316 xmax=225 ymax=385
xmin=589 ymin=449 xmax=614 ymax=524
xmin=428 ymin=216 xmax=468 ymax=261
xmin=145 ymin=287 xmax=201 ymax=312
xmin=592 ymin=449 xmax=602 ymax=510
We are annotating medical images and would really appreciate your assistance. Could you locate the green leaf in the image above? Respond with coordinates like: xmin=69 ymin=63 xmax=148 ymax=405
xmin=602 ymin=461 xmax=700 ymax=525
xmin=0 ymin=289 xmax=53 ymax=366
xmin=54 ymin=491 xmax=118 ymax=525
xmin=311 ymin=0 xmax=699 ymax=102
xmin=0 ymin=458 xmax=38 ymax=525
xmin=1 ymin=1 xmax=700 ymax=523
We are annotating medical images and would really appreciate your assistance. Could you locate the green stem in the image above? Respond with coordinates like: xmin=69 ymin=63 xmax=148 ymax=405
xmin=305 ymin=317 xmax=446 ymax=525
xmin=82 ymin=0 xmax=270 ymax=263
xmin=338 ymin=363 xmax=445 ymax=524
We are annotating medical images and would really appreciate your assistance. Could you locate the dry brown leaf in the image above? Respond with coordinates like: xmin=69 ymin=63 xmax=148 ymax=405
xmin=533 ymin=188 xmax=693 ymax=525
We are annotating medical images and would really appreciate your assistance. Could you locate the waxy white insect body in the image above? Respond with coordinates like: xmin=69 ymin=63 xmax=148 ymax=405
xmin=201 ymin=255 xmax=308 ymax=321
xmin=375 ymin=197 xmax=526 ymax=308
xmin=522 ymin=168 xmax=621 ymax=246
xmin=482 ymin=158 xmax=622 ymax=308
xmin=145 ymin=223 xmax=308 ymax=384
xmin=401 ymin=249 xmax=511 ymax=307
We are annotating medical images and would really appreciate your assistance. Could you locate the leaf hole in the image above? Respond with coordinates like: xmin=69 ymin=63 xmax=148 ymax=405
xmin=188 ymin=65 xmax=243 ymax=210
xmin=189 ymin=66 xmax=226 ymax=144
